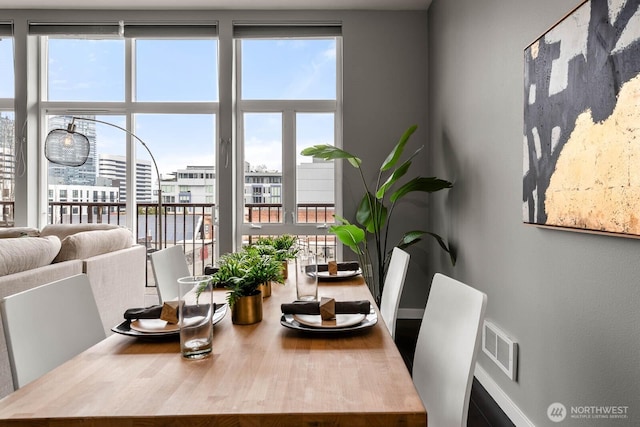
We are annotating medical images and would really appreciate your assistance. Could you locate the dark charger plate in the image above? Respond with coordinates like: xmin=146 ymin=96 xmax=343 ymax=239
xmin=112 ymin=303 xmax=227 ymax=338
xmin=280 ymin=307 xmax=377 ymax=334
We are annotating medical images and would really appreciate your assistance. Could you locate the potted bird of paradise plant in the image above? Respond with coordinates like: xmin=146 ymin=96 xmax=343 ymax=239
xmin=301 ymin=125 xmax=455 ymax=305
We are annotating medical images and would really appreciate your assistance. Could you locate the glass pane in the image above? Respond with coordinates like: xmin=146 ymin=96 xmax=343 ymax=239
xmin=47 ymin=39 xmax=124 ymax=101
xmin=0 ymin=38 xmax=14 ymax=98
xmin=243 ymin=113 xmax=282 ymax=223
xmin=46 ymin=115 xmax=126 ymax=223
xmin=296 ymin=113 xmax=335 ymax=224
xmin=136 ymin=39 xmax=218 ymax=102
xmin=0 ymin=111 xmax=14 ymax=226
xmin=241 ymin=39 xmax=336 ymax=100
xmin=135 ymin=114 xmax=217 ymax=262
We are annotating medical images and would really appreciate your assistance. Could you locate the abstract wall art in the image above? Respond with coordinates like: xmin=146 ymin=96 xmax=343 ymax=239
xmin=523 ymin=0 xmax=640 ymax=237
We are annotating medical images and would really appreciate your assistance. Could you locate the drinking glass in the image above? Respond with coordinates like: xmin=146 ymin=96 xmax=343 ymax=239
xmin=178 ymin=275 xmax=214 ymax=359
xmin=296 ymin=252 xmax=318 ymax=301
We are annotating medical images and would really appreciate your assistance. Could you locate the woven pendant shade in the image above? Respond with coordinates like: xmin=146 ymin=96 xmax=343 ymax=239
xmin=44 ymin=128 xmax=90 ymax=167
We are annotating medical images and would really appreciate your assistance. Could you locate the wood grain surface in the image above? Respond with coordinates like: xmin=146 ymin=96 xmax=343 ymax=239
xmin=0 ymin=275 xmax=426 ymax=426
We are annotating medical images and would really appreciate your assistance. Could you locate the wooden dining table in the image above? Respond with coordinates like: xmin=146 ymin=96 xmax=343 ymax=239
xmin=0 ymin=274 xmax=427 ymax=426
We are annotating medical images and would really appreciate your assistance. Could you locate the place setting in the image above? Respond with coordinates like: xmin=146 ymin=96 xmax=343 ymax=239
xmin=306 ymin=260 xmax=362 ymax=281
xmin=112 ymin=300 xmax=228 ymax=339
xmin=280 ymin=296 xmax=377 ymax=333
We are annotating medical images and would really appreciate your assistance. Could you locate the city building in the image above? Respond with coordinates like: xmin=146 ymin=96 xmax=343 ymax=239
xmin=160 ymin=165 xmax=215 ymax=208
xmin=98 ymin=154 xmax=153 ymax=202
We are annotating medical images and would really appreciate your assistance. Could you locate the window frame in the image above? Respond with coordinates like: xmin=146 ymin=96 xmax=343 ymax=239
xmin=234 ymin=36 xmax=343 ymax=249
xmin=38 ymin=33 xmax=220 ymax=243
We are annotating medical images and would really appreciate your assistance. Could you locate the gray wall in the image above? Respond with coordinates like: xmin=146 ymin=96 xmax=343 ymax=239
xmin=427 ymin=0 xmax=640 ymax=425
xmin=342 ymin=11 xmax=431 ymax=306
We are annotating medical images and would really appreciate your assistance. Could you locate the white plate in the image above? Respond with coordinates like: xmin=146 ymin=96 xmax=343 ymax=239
xmin=130 ymin=318 xmax=179 ymax=333
xmin=293 ymin=313 xmax=366 ymax=329
xmin=281 ymin=309 xmax=377 ymax=334
xmin=313 ymin=270 xmax=362 ymax=280
xmin=113 ymin=303 xmax=228 ymax=338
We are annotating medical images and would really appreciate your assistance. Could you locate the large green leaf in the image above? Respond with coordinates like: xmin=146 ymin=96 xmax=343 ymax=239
xmin=356 ymin=192 xmax=387 ymax=233
xmin=390 ymin=177 xmax=453 ymax=202
xmin=380 ymin=124 xmax=417 ymax=171
xmin=397 ymin=230 xmax=425 ymax=249
xmin=301 ymin=145 xmax=362 ymax=168
xmin=375 ymin=146 xmax=423 ymax=199
xmin=329 ymin=224 xmax=366 ymax=254
xmin=399 ymin=230 xmax=456 ymax=265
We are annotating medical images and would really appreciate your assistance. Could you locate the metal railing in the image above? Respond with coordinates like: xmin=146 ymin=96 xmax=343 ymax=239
xmin=48 ymin=201 xmax=216 ymax=287
xmin=0 ymin=201 xmax=14 ymax=227
xmin=244 ymin=202 xmax=338 ymax=262
xmin=40 ymin=201 xmax=338 ymax=286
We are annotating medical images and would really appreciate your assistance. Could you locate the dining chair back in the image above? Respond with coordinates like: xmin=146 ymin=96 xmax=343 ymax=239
xmin=412 ymin=273 xmax=487 ymax=427
xmin=379 ymin=247 xmax=410 ymax=339
xmin=0 ymin=274 xmax=106 ymax=390
xmin=150 ymin=245 xmax=190 ymax=304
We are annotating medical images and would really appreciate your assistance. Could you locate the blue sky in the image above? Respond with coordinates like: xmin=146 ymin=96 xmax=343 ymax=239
xmin=0 ymin=38 xmax=14 ymax=98
xmin=45 ymin=37 xmax=337 ymax=176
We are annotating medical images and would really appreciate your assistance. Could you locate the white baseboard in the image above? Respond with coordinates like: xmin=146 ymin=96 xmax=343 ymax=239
xmin=474 ymin=364 xmax=536 ymax=427
xmin=397 ymin=308 xmax=424 ymax=319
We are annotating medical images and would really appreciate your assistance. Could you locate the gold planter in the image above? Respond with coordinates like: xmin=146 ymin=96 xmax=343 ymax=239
xmin=258 ymin=281 xmax=272 ymax=298
xmin=231 ymin=292 xmax=263 ymax=325
xmin=281 ymin=261 xmax=289 ymax=280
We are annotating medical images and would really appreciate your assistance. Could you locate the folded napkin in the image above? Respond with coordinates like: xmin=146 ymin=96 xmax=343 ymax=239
xmin=315 ymin=262 xmax=360 ymax=272
xmin=124 ymin=302 xmax=214 ymax=322
xmin=124 ymin=305 xmax=163 ymax=320
xmin=281 ymin=300 xmax=370 ymax=315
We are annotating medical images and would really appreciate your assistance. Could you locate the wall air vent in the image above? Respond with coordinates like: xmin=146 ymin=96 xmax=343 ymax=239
xmin=482 ymin=320 xmax=518 ymax=381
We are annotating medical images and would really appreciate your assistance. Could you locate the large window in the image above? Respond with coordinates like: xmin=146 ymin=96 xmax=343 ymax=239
xmin=33 ymin=20 xmax=342 ymax=263
xmin=236 ymin=33 xmax=342 ymax=258
xmin=39 ymin=24 xmax=218 ymax=264
xmin=0 ymin=26 xmax=14 ymax=226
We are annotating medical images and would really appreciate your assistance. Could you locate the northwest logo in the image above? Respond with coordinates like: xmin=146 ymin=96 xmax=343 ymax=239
xmin=548 ymin=402 xmax=567 ymax=422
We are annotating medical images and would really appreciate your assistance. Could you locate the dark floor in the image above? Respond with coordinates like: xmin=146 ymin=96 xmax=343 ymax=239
xmin=395 ymin=319 xmax=515 ymax=427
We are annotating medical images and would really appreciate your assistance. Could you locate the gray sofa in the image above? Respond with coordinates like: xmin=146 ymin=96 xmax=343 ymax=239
xmin=0 ymin=224 xmax=146 ymax=398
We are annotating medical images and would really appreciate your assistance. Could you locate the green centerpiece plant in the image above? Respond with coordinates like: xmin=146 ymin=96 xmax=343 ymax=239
xmin=213 ymin=248 xmax=284 ymax=324
xmin=254 ymin=234 xmax=299 ymax=278
xmin=301 ymin=125 xmax=455 ymax=305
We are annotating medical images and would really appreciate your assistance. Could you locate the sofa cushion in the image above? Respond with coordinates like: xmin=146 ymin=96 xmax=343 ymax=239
xmin=0 ymin=227 xmax=40 ymax=239
xmin=0 ymin=236 xmax=61 ymax=276
xmin=40 ymin=223 xmax=119 ymax=240
xmin=54 ymin=228 xmax=133 ymax=262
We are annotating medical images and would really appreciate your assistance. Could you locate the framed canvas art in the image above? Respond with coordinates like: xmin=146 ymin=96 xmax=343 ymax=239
xmin=523 ymin=0 xmax=640 ymax=237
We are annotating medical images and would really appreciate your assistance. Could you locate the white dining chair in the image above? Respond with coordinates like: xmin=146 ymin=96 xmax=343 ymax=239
xmin=412 ymin=273 xmax=487 ymax=427
xmin=150 ymin=245 xmax=190 ymax=304
xmin=0 ymin=274 xmax=106 ymax=390
xmin=379 ymin=247 xmax=410 ymax=339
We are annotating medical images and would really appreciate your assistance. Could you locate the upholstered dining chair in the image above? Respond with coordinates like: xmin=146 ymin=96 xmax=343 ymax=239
xmin=150 ymin=245 xmax=190 ymax=304
xmin=412 ymin=273 xmax=487 ymax=427
xmin=0 ymin=274 xmax=106 ymax=390
xmin=379 ymin=247 xmax=410 ymax=339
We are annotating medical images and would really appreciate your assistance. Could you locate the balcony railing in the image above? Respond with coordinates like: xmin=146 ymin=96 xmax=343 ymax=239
xmin=0 ymin=201 xmax=14 ymax=227
xmin=42 ymin=201 xmax=338 ymax=286
xmin=244 ymin=203 xmax=337 ymax=263
xmin=48 ymin=201 xmax=216 ymax=287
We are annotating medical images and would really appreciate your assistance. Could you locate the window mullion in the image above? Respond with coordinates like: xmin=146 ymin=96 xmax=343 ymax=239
xmin=124 ymin=37 xmax=136 ymax=236
xmin=218 ymin=21 xmax=235 ymax=253
xmin=282 ymin=108 xmax=296 ymax=225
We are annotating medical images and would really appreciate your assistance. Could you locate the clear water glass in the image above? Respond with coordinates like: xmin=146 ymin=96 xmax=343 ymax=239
xmin=177 ymin=275 xmax=214 ymax=359
xmin=296 ymin=252 xmax=318 ymax=301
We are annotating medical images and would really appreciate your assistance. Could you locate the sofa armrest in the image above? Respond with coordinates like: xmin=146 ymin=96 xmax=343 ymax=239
xmin=83 ymin=245 xmax=146 ymax=336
